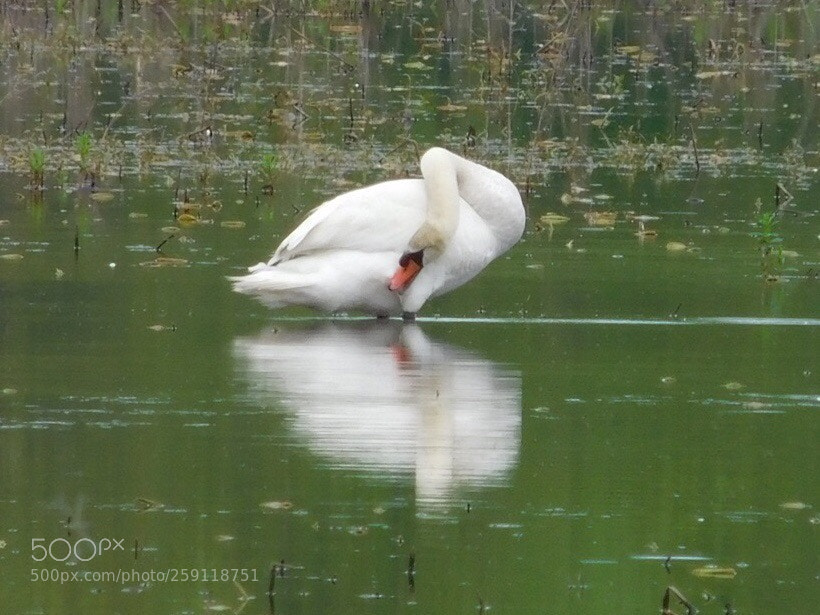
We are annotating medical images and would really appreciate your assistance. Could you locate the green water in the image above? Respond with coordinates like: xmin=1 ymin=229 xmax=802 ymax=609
xmin=0 ymin=2 xmax=818 ymax=614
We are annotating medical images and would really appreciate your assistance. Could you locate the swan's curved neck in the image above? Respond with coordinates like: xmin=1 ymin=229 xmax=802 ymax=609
xmin=408 ymin=148 xmax=461 ymax=252
xmin=413 ymin=147 xmax=524 ymax=254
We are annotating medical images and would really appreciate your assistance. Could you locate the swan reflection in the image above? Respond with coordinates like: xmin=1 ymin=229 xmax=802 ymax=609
xmin=233 ymin=322 xmax=521 ymax=508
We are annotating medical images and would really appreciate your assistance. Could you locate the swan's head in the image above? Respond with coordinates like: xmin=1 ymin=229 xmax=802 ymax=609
xmin=389 ymin=249 xmax=424 ymax=292
xmin=388 ymin=221 xmax=448 ymax=293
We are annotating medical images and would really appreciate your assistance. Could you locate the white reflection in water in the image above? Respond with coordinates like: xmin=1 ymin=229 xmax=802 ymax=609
xmin=234 ymin=322 xmax=521 ymax=509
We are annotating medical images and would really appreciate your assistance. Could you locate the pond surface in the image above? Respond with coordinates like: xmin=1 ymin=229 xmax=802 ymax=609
xmin=0 ymin=2 xmax=817 ymax=614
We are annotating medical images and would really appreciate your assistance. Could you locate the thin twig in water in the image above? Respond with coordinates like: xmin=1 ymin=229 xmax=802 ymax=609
xmin=689 ymin=123 xmax=700 ymax=174
xmin=267 ymin=564 xmax=276 ymax=614
xmin=155 ymin=234 xmax=174 ymax=253
xmin=157 ymin=4 xmax=185 ymax=43
xmin=289 ymin=27 xmax=355 ymax=73
xmin=776 ymin=182 xmax=793 ymax=211
xmin=378 ymin=138 xmax=421 ymax=165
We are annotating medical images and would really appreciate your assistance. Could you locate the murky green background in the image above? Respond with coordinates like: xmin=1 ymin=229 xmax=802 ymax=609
xmin=0 ymin=2 xmax=817 ymax=613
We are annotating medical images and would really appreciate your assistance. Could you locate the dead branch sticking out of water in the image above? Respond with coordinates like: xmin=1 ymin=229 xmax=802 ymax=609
xmin=407 ymin=551 xmax=416 ymax=592
xmin=662 ymin=585 xmax=695 ymax=615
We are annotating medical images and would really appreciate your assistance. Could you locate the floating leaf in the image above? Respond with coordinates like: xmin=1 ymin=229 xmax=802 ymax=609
xmin=330 ymin=24 xmax=362 ymax=34
xmin=90 ymin=191 xmax=115 ymax=202
xmin=437 ymin=103 xmax=467 ymax=112
xmin=629 ymin=214 xmax=660 ymax=222
xmin=695 ymin=70 xmax=734 ymax=79
xmin=140 ymin=257 xmax=188 ymax=268
xmin=1 ymin=254 xmax=23 ymax=260
xmin=780 ymin=501 xmax=811 ymax=510
xmin=722 ymin=382 xmax=744 ymax=390
xmin=584 ymin=211 xmax=617 ymax=226
xmin=220 ymin=220 xmax=246 ymax=229
xmin=403 ymin=61 xmax=430 ymax=70
xmin=261 ymin=500 xmax=293 ymax=510
xmin=135 ymin=497 xmax=163 ymax=512
xmin=161 ymin=226 xmax=180 ymax=234
xmin=539 ymin=213 xmax=570 ymax=225
xmin=129 ymin=212 xmax=148 ymax=219
xmin=666 ymin=241 xmax=687 ymax=251
xmin=692 ymin=566 xmax=737 ymax=579
xmin=55 ymin=268 xmax=64 ymax=279
xmin=176 ymin=213 xmax=199 ymax=225
xmin=147 ymin=324 xmax=175 ymax=332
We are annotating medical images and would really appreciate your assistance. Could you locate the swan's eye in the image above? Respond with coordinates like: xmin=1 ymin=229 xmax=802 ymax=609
xmin=399 ymin=250 xmax=424 ymax=268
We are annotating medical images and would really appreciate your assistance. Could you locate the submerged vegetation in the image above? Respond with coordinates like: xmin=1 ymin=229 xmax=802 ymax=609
xmin=0 ymin=0 xmax=815 ymax=287
xmin=0 ymin=1 xmax=814 ymax=185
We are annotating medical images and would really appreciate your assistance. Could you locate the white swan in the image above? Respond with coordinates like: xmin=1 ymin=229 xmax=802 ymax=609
xmin=231 ymin=147 xmax=525 ymax=317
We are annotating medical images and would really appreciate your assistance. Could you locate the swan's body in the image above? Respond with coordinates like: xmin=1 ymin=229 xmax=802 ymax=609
xmin=231 ymin=147 xmax=525 ymax=316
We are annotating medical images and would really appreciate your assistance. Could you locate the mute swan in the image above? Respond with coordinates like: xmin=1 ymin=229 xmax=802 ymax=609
xmin=231 ymin=147 xmax=525 ymax=318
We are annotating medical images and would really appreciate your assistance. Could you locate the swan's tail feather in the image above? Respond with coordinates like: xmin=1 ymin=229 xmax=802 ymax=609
xmin=229 ymin=266 xmax=314 ymax=308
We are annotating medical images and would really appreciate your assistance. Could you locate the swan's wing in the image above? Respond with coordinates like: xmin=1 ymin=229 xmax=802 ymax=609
xmin=269 ymin=179 xmax=426 ymax=265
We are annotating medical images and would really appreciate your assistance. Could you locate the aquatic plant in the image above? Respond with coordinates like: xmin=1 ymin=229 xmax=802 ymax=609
xmin=258 ymin=152 xmax=277 ymax=194
xmin=752 ymin=210 xmax=783 ymax=281
xmin=28 ymin=148 xmax=45 ymax=191
xmin=74 ymin=131 xmax=94 ymax=179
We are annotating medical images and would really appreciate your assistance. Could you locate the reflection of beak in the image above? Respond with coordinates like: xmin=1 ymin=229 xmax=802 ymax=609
xmin=389 ymin=251 xmax=423 ymax=292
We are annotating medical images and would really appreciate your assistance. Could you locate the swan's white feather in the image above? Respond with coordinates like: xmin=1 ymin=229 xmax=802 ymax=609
xmin=270 ymin=179 xmax=426 ymax=265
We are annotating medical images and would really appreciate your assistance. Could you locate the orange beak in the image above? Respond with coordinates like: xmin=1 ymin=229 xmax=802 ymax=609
xmin=389 ymin=250 xmax=424 ymax=292
xmin=389 ymin=259 xmax=422 ymax=291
